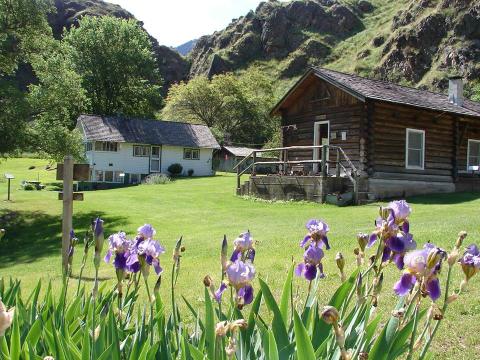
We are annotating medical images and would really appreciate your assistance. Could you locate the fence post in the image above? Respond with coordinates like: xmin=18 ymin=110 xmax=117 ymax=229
xmin=336 ymin=148 xmax=341 ymax=178
xmin=61 ymin=155 xmax=74 ymax=275
xmin=252 ymin=151 xmax=257 ymax=175
xmin=237 ymin=165 xmax=241 ymax=193
xmin=321 ymin=145 xmax=328 ymax=178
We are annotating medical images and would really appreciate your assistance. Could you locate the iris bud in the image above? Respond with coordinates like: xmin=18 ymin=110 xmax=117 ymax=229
xmin=221 ymin=235 xmax=228 ymax=271
xmin=426 ymin=248 xmax=443 ymax=270
xmin=203 ymin=275 xmax=213 ymax=287
xmin=0 ymin=229 xmax=5 ymax=241
xmin=0 ymin=300 xmax=14 ymax=336
xmin=373 ymin=272 xmax=384 ymax=296
xmin=455 ymin=231 xmax=467 ymax=249
xmin=357 ymin=233 xmax=369 ymax=252
xmin=321 ymin=306 xmax=340 ymax=325
xmin=335 ymin=253 xmax=345 ymax=272
xmin=461 ymin=263 xmax=477 ymax=281
xmin=215 ymin=321 xmax=228 ymax=337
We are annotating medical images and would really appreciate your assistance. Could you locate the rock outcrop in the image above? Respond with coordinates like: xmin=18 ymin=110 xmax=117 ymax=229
xmin=188 ymin=0 xmax=363 ymax=78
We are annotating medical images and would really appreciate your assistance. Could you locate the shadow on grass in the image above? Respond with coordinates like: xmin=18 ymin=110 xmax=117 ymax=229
xmin=0 ymin=209 xmax=127 ymax=269
xmin=406 ymin=192 xmax=480 ymax=205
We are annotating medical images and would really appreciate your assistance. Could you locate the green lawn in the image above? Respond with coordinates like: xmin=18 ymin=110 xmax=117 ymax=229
xmin=1 ymin=157 xmax=479 ymax=358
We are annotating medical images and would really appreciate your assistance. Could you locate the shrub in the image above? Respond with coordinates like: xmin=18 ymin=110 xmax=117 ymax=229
xmin=167 ymin=163 xmax=183 ymax=176
xmin=0 ymin=201 xmax=477 ymax=359
xmin=143 ymin=173 xmax=171 ymax=185
xmin=187 ymin=169 xmax=194 ymax=177
xmin=22 ymin=183 xmax=35 ymax=191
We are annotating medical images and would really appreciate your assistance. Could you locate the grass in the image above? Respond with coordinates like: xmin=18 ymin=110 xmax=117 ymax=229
xmin=1 ymin=157 xmax=480 ymax=358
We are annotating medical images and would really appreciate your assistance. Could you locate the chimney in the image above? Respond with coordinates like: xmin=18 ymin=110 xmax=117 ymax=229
xmin=448 ymin=76 xmax=464 ymax=106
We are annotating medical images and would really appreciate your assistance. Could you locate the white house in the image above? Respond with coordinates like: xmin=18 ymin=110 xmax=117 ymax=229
xmin=76 ymin=114 xmax=220 ymax=183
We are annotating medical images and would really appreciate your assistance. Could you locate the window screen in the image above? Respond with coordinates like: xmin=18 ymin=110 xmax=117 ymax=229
xmin=406 ymin=129 xmax=424 ymax=169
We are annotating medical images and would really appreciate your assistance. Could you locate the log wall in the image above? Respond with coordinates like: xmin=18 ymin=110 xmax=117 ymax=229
xmin=281 ymin=78 xmax=366 ymax=171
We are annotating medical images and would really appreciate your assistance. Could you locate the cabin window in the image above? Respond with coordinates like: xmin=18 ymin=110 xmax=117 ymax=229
xmin=94 ymin=141 xmax=118 ymax=152
xmin=133 ymin=145 xmax=150 ymax=157
xmin=467 ymin=140 xmax=480 ymax=170
xmin=85 ymin=142 xmax=93 ymax=152
xmin=405 ymin=128 xmax=425 ymax=170
xmin=94 ymin=170 xmax=104 ymax=182
xmin=184 ymin=148 xmax=200 ymax=160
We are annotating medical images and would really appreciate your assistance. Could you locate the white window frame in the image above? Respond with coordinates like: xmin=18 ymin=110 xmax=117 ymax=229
xmin=133 ymin=145 xmax=150 ymax=157
xmin=467 ymin=139 xmax=480 ymax=171
xmin=184 ymin=148 xmax=200 ymax=160
xmin=94 ymin=141 xmax=118 ymax=152
xmin=405 ymin=128 xmax=425 ymax=170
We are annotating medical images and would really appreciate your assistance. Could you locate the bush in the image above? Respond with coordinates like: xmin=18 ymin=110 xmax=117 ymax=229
xmin=143 ymin=173 xmax=171 ymax=185
xmin=22 ymin=183 xmax=35 ymax=191
xmin=0 ymin=201 xmax=477 ymax=359
xmin=167 ymin=163 xmax=183 ymax=176
xmin=187 ymin=169 xmax=194 ymax=177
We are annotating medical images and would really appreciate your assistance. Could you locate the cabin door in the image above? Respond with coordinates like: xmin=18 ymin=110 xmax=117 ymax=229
xmin=150 ymin=146 xmax=161 ymax=172
xmin=313 ymin=121 xmax=330 ymax=173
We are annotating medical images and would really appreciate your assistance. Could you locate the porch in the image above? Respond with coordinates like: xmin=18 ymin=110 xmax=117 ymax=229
xmin=234 ymin=145 xmax=368 ymax=204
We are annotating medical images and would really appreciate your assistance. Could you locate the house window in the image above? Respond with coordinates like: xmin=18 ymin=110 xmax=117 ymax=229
xmin=94 ymin=170 xmax=123 ymax=182
xmin=94 ymin=170 xmax=104 ymax=181
xmin=94 ymin=141 xmax=118 ymax=152
xmin=85 ymin=142 xmax=92 ymax=151
xmin=129 ymin=174 xmax=141 ymax=184
xmin=406 ymin=128 xmax=425 ymax=169
xmin=133 ymin=145 xmax=150 ymax=157
xmin=467 ymin=140 xmax=480 ymax=170
xmin=184 ymin=148 xmax=200 ymax=160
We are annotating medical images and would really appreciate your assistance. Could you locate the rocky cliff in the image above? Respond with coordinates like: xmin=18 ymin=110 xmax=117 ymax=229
xmin=188 ymin=0 xmax=480 ymax=93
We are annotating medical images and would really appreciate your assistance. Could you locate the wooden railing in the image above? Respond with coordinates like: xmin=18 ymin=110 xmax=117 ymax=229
xmin=233 ymin=145 xmax=360 ymax=202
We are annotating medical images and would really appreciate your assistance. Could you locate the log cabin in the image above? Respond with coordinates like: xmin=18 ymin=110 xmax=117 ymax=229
xmin=237 ymin=67 xmax=480 ymax=203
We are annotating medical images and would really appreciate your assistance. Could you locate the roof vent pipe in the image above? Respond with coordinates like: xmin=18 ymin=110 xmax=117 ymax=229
xmin=448 ymin=76 xmax=464 ymax=106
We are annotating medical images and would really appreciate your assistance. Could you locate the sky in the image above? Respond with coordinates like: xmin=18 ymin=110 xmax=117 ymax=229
xmin=106 ymin=0 xmax=267 ymax=47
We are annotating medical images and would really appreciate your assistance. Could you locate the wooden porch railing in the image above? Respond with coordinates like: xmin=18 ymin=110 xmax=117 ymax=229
xmin=233 ymin=145 xmax=360 ymax=203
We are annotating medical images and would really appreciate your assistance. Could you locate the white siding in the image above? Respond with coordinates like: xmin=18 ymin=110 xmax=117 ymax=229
xmin=85 ymin=142 xmax=215 ymax=178
xmin=161 ymin=145 xmax=214 ymax=176
xmin=85 ymin=143 xmax=150 ymax=176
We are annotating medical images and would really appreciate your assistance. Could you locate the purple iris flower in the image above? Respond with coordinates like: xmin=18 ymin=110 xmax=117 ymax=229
xmin=393 ymin=243 xmax=444 ymax=301
xmin=230 ymin=231 xmax=254 ymax=262
xmin=300 ymin=219 xmax=330 ymax=249
xmin=105 ymin=232 xmax=132 ymax=271
xmin=459 ymin=244 xmax=480 ymax=280
xmin=127 ymin=238 xmax=165 ymax=275
xmin=216 ymin=259 xmax=255 ymax=306
xmin=137 ymin=224 xmax=156 ymax=239
xmin=295 ymin=244 xmax=325 ymax=281
xmin=368 ymin=202 xmax=415 ymax=269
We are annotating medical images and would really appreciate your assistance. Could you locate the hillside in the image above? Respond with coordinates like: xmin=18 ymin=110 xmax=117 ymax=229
xmin=175 ymin=39 xmax=198 ymax=56
xmin=188 ymin=0 xmax=480 ymax=94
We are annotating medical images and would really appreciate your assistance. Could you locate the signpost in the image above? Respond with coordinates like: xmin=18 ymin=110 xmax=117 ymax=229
xmin=4 ymin=173 xmax=14 ymax=201
xmin=56 ymin=157 xmax=89 ymax=274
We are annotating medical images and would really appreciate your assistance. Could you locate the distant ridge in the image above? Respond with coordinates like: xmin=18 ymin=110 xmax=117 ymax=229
xmin=175 ymin=39 xmax=198 ymax=56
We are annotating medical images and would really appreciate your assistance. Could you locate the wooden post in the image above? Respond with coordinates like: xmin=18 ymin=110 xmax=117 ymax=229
xmin=61 ymin=155 xmax=74 ymax=274
xmin=321 ymin=145 xmax=328 ymax=178
xmin=252 ymin=151 xmax=257 ymax=175
xmin=7 ymin=178 xmax=11 ymax=201
xmin=336 ymin=148 xmax=341 ymax=178
xmin=236 ymin=165 xmax=241 ymax=192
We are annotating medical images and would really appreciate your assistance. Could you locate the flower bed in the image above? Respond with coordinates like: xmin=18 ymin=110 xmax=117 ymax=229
xmin=0 ymin=201 xmax=478 ymax=359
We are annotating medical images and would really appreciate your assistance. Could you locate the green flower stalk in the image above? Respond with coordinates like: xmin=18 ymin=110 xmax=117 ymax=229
xmin=0 ymin=229 xmax=5 ymax=242
xmin=322 ymin=306 xmax=348 ymax=360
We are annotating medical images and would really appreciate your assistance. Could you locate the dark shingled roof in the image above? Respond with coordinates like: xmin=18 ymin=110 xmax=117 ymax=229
xmin=77 ymin=115 xmax=220 ymax=149
xmin=272 ymin=67 xmax=480 ymax=118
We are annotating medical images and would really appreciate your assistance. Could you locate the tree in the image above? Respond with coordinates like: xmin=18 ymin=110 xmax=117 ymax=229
xmin=162 ymin=69 xmax=278 ymax=145
xmin=0 ymin=0 xmax=53 ymax=157
xmin=63 ymin=16 xmax=163 ymax=118
xmin=28 ymin=38 xmax=88 ymax=161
